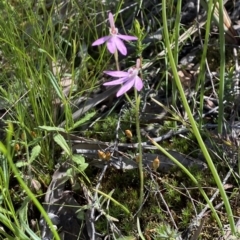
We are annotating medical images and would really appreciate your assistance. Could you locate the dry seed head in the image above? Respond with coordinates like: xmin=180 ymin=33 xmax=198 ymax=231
xmin=98 ymin=150 xmax=106 ymax=160
xmin=125 ymin=129 xmax=133 ymax=139
xmin=105 ymin=151 xmax=111 ymax=161
xmin=152 ymin=156 xmax=160 ymax=171
xmin=14 ymin=143 xmax=20 ymax=152
xmin=21 ymin=132 xmax=26 ymax=140
xmin=98 ymin=150 xmax=111 ymax=161
xmin=31 ymin=131 xmax=37 ymax=138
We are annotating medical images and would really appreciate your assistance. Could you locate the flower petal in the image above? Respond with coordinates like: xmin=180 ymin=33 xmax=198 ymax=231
xmin=103 ymin=77 xmax=128 ymax=86
xmin=134 ymin=76 xmax=143 ymax=91
xmin=92 ymin=36 xmax=110 ymax=46
xmin=108 ymin=12 xmax=115 ymax=29
xmin=114 ymin=37 xmax=127 ymax=55
xmin=116 ymin=78 xmax=135 ymax=97
xmin=106 ymin=37 xmax=117 ymax=54
xmin=104 ymin=70 xmax=129 ymax=77
xmin=117 ymin=34 xmax=138 ymax=41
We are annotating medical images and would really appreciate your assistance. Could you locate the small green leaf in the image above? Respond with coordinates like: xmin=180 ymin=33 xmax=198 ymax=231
xmin=72 ymin=155 xmax=88 ymax=171
xmin=66 ymin=167 xmax=73 ymax=176
xmin=72 ymin=155 xmax=85 ymax=165
xmin=16 ymin=161 xmax=28 ymax=168
xmin=81 ymin=162 xmax=88 ymax=170
xmin=71 ymin=111 xmax=96 ymax=130
xmin=29 ymin=145 xmax=41 ymax=163
xmin=54 ymin=134 xmax=70 ymax=155
xmin=76 ymin=211 xmax=85 ymax=220
xmin=116 ymin=236 xmax=135 ymax=240
xmin=134 ymin=19 xmax=141 ymax=36
xmin=39 ymin=126 xmax=66 ymax=132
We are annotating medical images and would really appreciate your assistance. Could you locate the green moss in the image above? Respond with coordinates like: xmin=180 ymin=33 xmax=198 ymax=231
xmin=179 ymin=202 xmax=193 ymax=228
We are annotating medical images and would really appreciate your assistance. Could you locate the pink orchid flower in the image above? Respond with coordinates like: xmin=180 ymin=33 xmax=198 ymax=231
xmin=103 ymin=59 xmax=143 ymax=97
xmin=92 ymin=12 xmax=138 ymax=55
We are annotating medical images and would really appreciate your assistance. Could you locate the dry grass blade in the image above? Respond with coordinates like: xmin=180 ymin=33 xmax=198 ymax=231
xmin=213 ymin=1 xmax=239 ymax=44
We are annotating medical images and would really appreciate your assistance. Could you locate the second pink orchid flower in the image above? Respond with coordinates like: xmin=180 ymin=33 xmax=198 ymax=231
xmin=103 ymin=59 xmax=143 ymax=97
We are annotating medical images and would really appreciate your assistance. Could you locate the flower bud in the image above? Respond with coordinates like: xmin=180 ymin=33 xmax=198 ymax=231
xmin=152 ymin=156 xmax=160 ymax=171
xmin=14 ymin=143 xmax=20 ymax=152
xmin=31 ymin=131 xmax=37 ymax=138
xmin=125 ymin=129 xmax=132 ymax=139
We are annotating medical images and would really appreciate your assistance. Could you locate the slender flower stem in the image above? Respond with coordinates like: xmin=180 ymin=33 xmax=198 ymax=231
xmin=134 ymin=89 xmax=144 ymax=215
xmin=124 ymin=93 xmax=135 ymax=108
xmin=217 ymin=0 xmax=225 ymax=134
xmin=114 ymin=50 xmax=120 ymax=71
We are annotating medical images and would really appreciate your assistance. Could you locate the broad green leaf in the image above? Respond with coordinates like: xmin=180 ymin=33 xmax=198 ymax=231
xmin=72 ymin=155 xmax=88 ymax=171
xmin=76 ymin=211 xmax=85 ymax=220
xmin=72 ymin=155 xmax=85 ymax=165
xmin=29 ymin=145 xmax=41 ymax=163
xmin=79 ymin=162 xmax=88 ymax=172
xmin=53 ymin=134 xmax=70 ymax=155
xmin=66 ymin=167 xmax=73 ymax=176
xmin=16 ymin=161 xmax=28 ymax=168
xmin=39 ymin=126 xmax=66 ymax=132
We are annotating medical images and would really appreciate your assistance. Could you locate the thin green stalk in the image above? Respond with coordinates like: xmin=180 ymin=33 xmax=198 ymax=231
xmin=217 ymin=0 xmax=225 ymax=134
xmin=93 ymin=189 xmax=130 ymax=215
xmin=196 ymin=0 xmax=214 ymax=128
xmin=172 ymin=0 xmax=182 ymax=112
xmin=238 ymin=146 xmax=240 ymax=177
xmin=137 ymin=217 xmax=145 ymax=240
xmin=173 ymin=0 xmax=181 ymax=64
xmin=162 ymin=0 xmax=235 ymax=234
xmin=135 ymin=89 xmax=144 ymax=215
xmin=114 ymin=50 xmax=120 ymax=71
